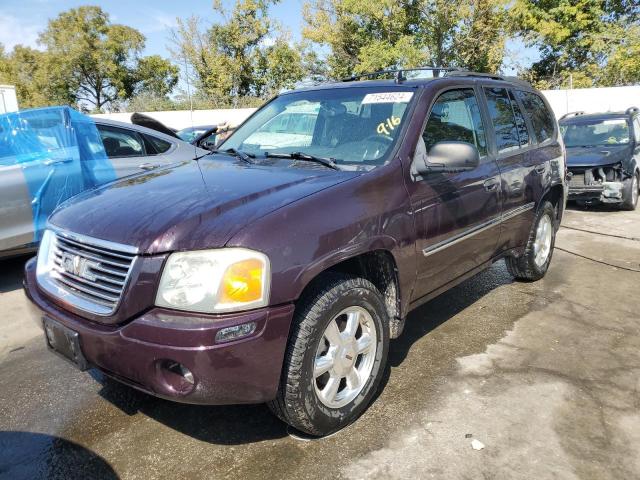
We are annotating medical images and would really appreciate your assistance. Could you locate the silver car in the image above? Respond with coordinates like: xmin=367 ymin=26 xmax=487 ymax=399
xmin=0 ymin=107 xmax=205 ymax=258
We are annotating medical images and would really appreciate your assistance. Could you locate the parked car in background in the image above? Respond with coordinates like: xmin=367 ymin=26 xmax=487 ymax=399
xmin=25 ymin=69 xmax=566 ymax=436
xmin=0 ymin=106 xmax=205 ymax=258
xmin=560 ymin=108 xmax=640 ymax=210
xmin=176 ymin=125 xmax=217 ymax=143
xmin=177 ymin=124 xmax=235 ymax=150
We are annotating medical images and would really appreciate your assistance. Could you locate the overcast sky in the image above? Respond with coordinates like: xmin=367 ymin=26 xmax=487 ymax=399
xmin=1 ymin=0 xmax=536 ymax=75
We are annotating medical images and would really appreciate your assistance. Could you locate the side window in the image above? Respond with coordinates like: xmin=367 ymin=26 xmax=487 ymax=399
xmin=509 ymin=90 xmax=530 ymax=146
xmin=98 ymin=126 xmax=144 ymax=158
xmin=484 ymin=87 xmax=520 ymax=153
xmin=422 ymin=88 xmax=487 ymax=156
xmin=516 ymin=91 xmax=556 ymax=143
xmin=633 ymin=118 xmax=640 ymax=143
xmin=143 ymin=134 xmax=172 ymax=154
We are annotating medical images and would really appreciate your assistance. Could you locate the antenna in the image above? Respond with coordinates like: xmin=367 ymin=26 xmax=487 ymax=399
xmin=182 ymin=53 xmax=196 ymax=159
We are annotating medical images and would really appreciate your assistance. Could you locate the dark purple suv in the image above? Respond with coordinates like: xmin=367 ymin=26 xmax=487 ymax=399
xmin=24 ymin=69 xmax=567 ymax=436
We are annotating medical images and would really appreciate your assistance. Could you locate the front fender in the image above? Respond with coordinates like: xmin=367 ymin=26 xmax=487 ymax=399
xmin=226 ymin=161 xmax=417 ymax=317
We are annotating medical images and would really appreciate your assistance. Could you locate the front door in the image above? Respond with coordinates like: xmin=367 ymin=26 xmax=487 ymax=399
xmin=406 ymin=86 xmax=502 ymax=301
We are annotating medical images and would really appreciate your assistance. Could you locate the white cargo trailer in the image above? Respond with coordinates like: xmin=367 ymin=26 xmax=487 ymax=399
xmin=0 ymin=85 xmax=19 ymax=114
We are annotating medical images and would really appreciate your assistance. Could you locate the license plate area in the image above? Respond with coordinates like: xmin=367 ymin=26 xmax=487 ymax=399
xmin=43 ymin=317 xmax=89 ymax=371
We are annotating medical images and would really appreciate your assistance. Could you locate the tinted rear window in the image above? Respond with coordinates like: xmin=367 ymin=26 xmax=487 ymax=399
xmin=516 ymin=91 xmax=556 ymax=143
xmin=144 ymin=134 xmax=172 ymax=154
xmin=484 ymin=87 xmax=520 ymax=153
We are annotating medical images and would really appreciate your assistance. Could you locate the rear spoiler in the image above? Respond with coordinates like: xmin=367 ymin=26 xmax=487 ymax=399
xmin=130 ymin=113 xmax=180 ymax=139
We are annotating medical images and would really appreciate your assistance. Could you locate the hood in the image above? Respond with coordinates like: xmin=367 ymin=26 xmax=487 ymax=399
xmin=49 ymin=156 xmax=357 ymax=254
xmin=566 ymin=144 xmax=632 ymax=167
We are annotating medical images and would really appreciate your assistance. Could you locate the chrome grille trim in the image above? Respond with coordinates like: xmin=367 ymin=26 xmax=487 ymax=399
xmin=38 ymin=229 xmax=138 ymax=316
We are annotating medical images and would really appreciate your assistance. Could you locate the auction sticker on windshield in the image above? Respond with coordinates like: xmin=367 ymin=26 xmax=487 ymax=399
xmin=362 ymin=92 xmax=414 ymax=104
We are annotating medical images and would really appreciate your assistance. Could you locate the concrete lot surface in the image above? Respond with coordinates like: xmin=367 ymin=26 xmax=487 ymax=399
xmin=0 ymin=205 xmax=638 ymax=480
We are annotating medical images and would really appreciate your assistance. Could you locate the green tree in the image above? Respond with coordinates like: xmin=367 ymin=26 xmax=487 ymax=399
xmin=0 ymin=45 xmax=70 ymax=108
xmin=512 ymin=0 xmax=640 ymax=87
xmin=134 ymin=55 xmax=179 ymax=97
xmin=39 ymin=6 xmax=177 ymax=111
xmin=302 ymin=0 xmax=509 ymax=80
xmin=173 ymin=0 xmax=305 ymax=106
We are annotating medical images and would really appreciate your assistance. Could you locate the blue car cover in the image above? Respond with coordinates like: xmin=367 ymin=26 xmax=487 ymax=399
xmin=0 ymin=106 xmax=117 ymax=242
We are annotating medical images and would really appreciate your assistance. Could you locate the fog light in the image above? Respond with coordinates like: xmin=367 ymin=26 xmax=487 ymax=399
xmin=156 ymin=360 xmax=196 ymax=395
xmin=215 ymin=322 xmax=257 ymax=343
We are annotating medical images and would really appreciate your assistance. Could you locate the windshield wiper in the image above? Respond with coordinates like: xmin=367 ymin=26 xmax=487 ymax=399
xmin=263 ymin=151 xmax=341 ymax=170
xmin=209 ymin=147 xmax=255 ymax=164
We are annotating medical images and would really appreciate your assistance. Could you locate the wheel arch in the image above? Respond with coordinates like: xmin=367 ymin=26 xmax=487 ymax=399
xmin=293 ymin=247 xmax=404 ymax=339
xmin=539 ymin=183 xmax=566 ymax=225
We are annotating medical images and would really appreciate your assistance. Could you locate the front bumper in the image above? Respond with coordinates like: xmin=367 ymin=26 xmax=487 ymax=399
xmin=568 ymin=182 xmax=624 ymax=204
xmin=23 ymin=258 xmax=295 ymax=405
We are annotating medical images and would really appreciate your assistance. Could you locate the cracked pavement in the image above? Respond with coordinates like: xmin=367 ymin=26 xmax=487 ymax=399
xmin=0 ymin=205 xmax=639 ymax=480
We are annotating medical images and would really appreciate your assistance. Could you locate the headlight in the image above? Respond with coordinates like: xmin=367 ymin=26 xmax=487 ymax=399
xmin=36 ymin=229 xmax=57 ymax=279
xmin=155 ymin=248 xmax=270 ymax=313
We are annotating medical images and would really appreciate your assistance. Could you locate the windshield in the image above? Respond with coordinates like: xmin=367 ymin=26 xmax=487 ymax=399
xmin=220 ymin=87 xmax=416 ymax=170
xmin=561 ymin=119 xmax=631 ymax=147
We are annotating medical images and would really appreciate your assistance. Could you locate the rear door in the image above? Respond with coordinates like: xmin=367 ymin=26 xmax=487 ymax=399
xmin=96 ymin=124 xmax=178 ymax=178
xmin=407 ymin=86 xmax=502 ymax=300
xmin=481 ymin=85 xmax=536 ymax=252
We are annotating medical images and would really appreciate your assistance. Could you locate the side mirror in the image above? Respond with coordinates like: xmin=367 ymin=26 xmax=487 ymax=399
xmin=414 ymin=141 xmax=480 ymax=176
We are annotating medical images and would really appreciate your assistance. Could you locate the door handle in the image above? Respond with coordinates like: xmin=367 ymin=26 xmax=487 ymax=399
xmin=139 ymin=163 xmax=158 ymax=170
xmin=483 ymin=178 xmax=500 ymax=192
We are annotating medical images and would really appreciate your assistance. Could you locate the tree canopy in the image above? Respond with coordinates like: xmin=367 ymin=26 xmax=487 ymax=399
xmin=2 ymin=1 xmax=640 ymax=112
xmin=302 ymin=0 xmax=509 ymax=79
xmin=172 ymin=0 xmax=305 ymax=107
xmin=512 ymin=0 xmax=640 ymax=87
xmin=0 ymin=6 xmax=178 ymax=111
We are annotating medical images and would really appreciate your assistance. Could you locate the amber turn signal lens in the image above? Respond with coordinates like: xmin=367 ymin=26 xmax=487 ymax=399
xmin=219 ymin=259 xmax=264 ymax=304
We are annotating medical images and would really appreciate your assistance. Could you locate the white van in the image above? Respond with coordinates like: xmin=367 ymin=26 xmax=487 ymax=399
xmin=0 ymin=85 xmax=19 ymax=114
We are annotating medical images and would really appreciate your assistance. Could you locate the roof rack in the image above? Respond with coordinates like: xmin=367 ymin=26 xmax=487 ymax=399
xmin=626 ymin=106 xmax=639 ymax=115
xmin=559 ymin=111 xmax=585 ymax=120
xmin=446 ymin=71 xmax=503 ymax=81
xmin=341 ymin=67 xmax=533 ymax=87
xmin=341 ymin=67 xmax=459 ymax=83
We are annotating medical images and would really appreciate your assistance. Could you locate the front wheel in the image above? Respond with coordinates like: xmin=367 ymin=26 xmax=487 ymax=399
xmin=268 ymin=274 xmax=389 ymax=436
xmin=506 ymin=201 xmax=557 ymax=281
xmin=620 ymin=172 xmax=639 ymax=211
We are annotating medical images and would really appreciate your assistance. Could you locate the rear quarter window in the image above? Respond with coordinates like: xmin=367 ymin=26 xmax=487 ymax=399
xmin=515 ymin=91 xmax=556 ymax=143
xmin=143 ymin=134 xmax=173 ymax=154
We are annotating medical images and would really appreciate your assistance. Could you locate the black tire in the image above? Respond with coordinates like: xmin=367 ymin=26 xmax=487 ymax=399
xmin=620 ymin=172 xmax=639 ymax=211
xmin=506 ymin=201 xmax=557 ymax=281
xmin=268 ymin=273 xmax=389 ymax=436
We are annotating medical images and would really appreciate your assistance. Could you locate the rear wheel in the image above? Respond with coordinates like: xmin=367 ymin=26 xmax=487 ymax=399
xmin=620 ymin=172 xmax=639 ymax=211
xmin=268 ymin=274 xmax=389 ymax=436
xmin=506 ymin=201 xmax=557 ymax=281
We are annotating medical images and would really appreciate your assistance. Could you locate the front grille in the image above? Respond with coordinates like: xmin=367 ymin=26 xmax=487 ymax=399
xmin=569 ymin=171 xmax=586 ymax=187
xmin=49 ymin=232 xmax=137 ymax=315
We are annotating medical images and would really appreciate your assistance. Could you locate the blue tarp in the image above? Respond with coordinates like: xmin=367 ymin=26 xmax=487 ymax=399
xmin=0 ymin=106 xmax=117 ymax=242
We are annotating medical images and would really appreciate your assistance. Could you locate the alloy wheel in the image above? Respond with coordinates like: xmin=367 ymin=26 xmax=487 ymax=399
xmin=533 ymin=213 xmax=553 ymax=268
xmin=314 ymin=306 xmax=377 ymax=408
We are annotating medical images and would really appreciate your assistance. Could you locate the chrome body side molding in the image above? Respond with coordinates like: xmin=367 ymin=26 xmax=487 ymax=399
xmin=422 ymin=202 xmax=535 ymax=257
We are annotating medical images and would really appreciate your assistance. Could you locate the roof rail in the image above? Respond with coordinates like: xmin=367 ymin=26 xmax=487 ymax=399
xmin=559 ymin=111 xmax=585 ymax=120
xmin=626 ymin=106 xmax=639 ymax=115
xmin=341 ymin=66 xmax=459 ymax=83
xmin=341 ymin=67 xmax=534 ymax=87
xmin=445 ymin=71 xmax=504 ymax=81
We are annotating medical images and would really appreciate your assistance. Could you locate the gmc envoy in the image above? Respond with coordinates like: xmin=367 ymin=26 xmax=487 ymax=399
xmin=24 ymin=68 xmax=567 ymax=436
